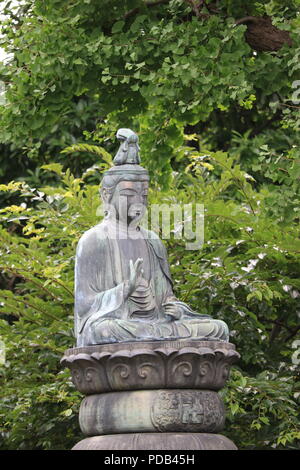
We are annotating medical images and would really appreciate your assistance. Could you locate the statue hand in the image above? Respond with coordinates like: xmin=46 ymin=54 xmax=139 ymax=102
xmin=162 ymin=302 xmax=182 ymax=320
xmin=128 ymin=258 xmax=143 ymax=295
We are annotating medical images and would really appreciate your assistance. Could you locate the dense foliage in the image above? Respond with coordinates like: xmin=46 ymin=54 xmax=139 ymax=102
xmin=0 ymin=0 xmax=299 ymax=450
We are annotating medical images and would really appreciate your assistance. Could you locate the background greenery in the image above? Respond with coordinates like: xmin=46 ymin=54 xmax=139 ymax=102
xmin=0 ymin=0 xmax=299 ymax=449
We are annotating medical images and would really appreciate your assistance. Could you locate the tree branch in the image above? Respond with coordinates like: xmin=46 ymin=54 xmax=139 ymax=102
xmin=285 ymin=326 xmax=300 ymax=343
xmin=235 ymin=16 xmax=259 ymax=26
xmin=250 ymin=109 xmax=282 ymax=138
xmin=186 ymin=0 xmax=205 ymax=18
xmin=147 ymin=0 xmax=170 ymax=6
xmin=269 ymin=320 xmax=300 ymax=344
xmin=124 ymin=0 xmax=170 ymax=20
xmin=269 ymin=321 xmax=282 ymax=343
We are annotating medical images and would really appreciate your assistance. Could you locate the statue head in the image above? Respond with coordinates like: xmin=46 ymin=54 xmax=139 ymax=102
xmin=100 ymin=129 xmax=149 ymax=225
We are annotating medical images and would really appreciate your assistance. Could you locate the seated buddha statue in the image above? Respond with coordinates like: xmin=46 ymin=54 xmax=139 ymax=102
xmin=74 ymin=128 xmax=229 ymax=346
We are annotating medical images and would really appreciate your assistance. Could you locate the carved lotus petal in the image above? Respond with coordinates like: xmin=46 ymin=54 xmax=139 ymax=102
xmin=61 ymin=340 xmax=239 ymax=394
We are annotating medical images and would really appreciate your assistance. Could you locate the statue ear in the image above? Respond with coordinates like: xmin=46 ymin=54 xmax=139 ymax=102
xmin=100 ymin=188 xmax=110 ymax=203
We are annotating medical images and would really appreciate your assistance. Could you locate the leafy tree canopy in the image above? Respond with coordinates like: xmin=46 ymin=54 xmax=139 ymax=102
xmin=0 ymin=0 xmax=299 ymax=184
xmin=0 ymin=0 xmax=299 ymax=450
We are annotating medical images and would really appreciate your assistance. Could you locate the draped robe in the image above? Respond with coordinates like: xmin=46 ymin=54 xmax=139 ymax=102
xmin=74 ymin=220 xmax=229 ymax=346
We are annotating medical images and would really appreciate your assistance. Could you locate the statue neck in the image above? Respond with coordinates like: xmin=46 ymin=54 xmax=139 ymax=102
xmin=105 ymin=216 xmax=141 ymax=234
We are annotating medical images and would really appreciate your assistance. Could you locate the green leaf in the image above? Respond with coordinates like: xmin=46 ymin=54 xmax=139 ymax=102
xmin=41 ymin=163 xmax=64 ymax=176
xmin=111 ymin=21 xmax=125 ymax=34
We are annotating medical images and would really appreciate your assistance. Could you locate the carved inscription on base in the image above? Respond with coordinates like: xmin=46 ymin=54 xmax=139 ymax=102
xmin=151 ymin=390 xmax=225 ymax=433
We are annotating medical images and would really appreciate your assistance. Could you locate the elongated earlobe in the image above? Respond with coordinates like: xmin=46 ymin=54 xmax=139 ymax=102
xmin=100 ymin=188 xmax=108 ymax=202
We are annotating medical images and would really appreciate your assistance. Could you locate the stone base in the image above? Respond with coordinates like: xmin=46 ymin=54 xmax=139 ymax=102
xmin=72 ymin=433 xmax=237 ymax=450
xmin=61 ymin=340 xmax=240 ymax=394
xmin=61 ymin=340 xmax=240 ymax=451
xmin=79 ymin=389 xmax=225 ymax=435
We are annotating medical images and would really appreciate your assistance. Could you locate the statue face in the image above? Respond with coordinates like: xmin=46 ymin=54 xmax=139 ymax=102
xmin=108 ymin=180 xmax=148 ymax=225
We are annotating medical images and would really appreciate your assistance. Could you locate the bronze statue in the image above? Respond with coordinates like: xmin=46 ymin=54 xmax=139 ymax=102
xmin=74 ymin=128 xmax=229 ymax=346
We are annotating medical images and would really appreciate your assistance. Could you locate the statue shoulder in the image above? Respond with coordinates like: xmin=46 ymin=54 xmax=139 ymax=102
xmin=76 ymin=223 xmax=108 ymax=257
xmin=140 ymin=227 xmax=159 ymax=240
xmin=140 ymin=228 xmax=168 ymax=256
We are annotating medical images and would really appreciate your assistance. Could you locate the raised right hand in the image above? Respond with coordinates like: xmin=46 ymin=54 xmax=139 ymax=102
xmin=128 ymin=258 xmax=143 ymax=295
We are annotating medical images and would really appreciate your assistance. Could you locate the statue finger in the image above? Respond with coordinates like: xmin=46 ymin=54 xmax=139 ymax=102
xmin=164 ymin=305 xmax=175 ymax=312
xmin=129 ymin=259 xmax=134 ymax=276
xmin=134 ymin=257 xmax=143 ymax=270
